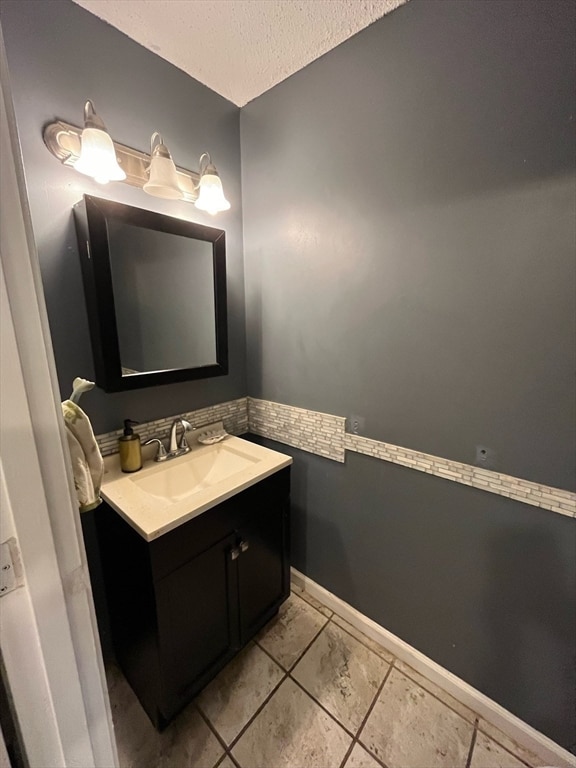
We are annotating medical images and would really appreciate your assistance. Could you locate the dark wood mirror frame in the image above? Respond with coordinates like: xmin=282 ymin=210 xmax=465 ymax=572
xmin=74 ymin=195 xmax=228 ymax=392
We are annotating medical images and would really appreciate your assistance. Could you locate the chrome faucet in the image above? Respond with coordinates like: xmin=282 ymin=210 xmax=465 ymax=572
xmin=145 ymin=418 xmax=194 ymax=462
xmin=168 ymin=418 xmax=193 ymax=455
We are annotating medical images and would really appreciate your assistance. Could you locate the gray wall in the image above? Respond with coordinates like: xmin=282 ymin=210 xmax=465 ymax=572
xmin=242 ymin=0 xmax=576 ymax=750
xmin=241 ymin=0 xmax=575 ymax=493
xmin=258 ymin=436 xmax=575 ymax=751
xmin=0 ymin=0 xmax=246 ymax=434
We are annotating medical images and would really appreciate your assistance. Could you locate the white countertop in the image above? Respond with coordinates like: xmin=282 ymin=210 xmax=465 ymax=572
xmin=100 ymin=436 xmax=292 ymax=541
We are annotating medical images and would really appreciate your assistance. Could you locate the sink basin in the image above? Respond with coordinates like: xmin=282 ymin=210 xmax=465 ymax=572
xmin=132 ymin=441 xmax=260 ymax=502
xmin=100 ymin=435 xmax=292 ymax=541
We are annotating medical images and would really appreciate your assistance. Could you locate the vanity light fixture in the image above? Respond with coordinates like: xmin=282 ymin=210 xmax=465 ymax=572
xmin=143 ymin=132 xmax=183 ymax=200
xmin=73 ymin=100 xmax=126 ymax=184
xmin=194 ymin=153 xmax=231 ymax=215
xmin=43 ymin=102 xmax=231 ymax=213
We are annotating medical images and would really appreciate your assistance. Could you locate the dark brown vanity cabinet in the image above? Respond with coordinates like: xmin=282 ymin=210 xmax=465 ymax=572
xmin=95 ymin=467 xmax=290 ymax=729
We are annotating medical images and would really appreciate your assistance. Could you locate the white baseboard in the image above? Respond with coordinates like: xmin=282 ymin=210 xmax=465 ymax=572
xmin=291 ymin=567 xmax=575 ymax=768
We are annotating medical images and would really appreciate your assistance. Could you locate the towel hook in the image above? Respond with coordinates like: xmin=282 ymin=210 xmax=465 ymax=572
xmin=69 ymin=377 xmax=95 ymax=404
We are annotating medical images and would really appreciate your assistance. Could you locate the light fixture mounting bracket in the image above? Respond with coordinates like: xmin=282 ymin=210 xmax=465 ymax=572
xmin=43 ymin=120 xmax=200 ymax=202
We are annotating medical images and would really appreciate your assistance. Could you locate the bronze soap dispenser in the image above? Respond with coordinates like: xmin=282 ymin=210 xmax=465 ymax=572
xmin=118 ymin=419 xmax=142 ymax=473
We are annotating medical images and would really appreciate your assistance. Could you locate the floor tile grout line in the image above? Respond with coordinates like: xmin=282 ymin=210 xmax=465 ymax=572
xmin=474 ymin=725 xmax=540 ymax=768
xmin=248 ymin=604 xmax=399 ymax=751
xmin=394 ymin=665 xmax=477 ymax=726
xmin=327 ymin=613 xmax=396 ymax=665
xmin=254 ymin=638 xmax=287 ymax=669
xmin=254 ymin=630 xmax=318 ymax=674
xmin=292 ymin=588 xmax=334 ymax=619
xmin=186 ymin=650 xmax=522 ymax=768
xmin=286 ymin=623 xmax=394 ymax=742
xmin=256 ymin=607 xmax=331 ymax=675
xmin=288 ymin=596 xmax=482 ymax=748
xmin=287 ymin=611 xmax=332 ymax=665
xmin=207 ymin=599 xmax=332 ymax=759
xmin=316 ymin=599 xmax=479 ymax=728
xmin=295 ymin=588 xmax=487 ymax=727
xmin=117 ymin=588 xmax=537 ymax=768
xmin=297 ymin=589 xmax=539 ymax=765
xmin=340 ymin=663 xmax=396 ymax=768
xmin=465 ymin=719 xmax=479 ymax=768
xmin=107 ymin=620 xmax=533 ymax=768
xmin=213 ymin=753 xmax=234 ymax=768
xmin=290 ymin=587 xmax=333 ymax=621
xmin=284 ymin=613 xmax=332 ymax=671
xmin=224 ymin=670 xmax=290 ymax=755
xmin=194 ymin=700 xmax=231 ymax=760
xmin=223 ymin=617 xmax=337 ymax=756
xmin=337 ymin=741 xmax=357 ymax=768
xmin=126 ymin=594 xmax=521 ymax=768
xmin=323 ymin=606 xmax=478 ymax=728
xmin=323 ymin=609 xmax=476 ymax=727
xmin=289 ymin=589 xmax=544 ymax=768
xmin=225 ymin=751 xmax=241 ymax=768
xmin=287 ymin=674 xmax=357 ymax=741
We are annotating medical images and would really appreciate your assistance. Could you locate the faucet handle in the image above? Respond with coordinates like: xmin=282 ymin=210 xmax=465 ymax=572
xmin=179 ymin=420 xmax=193 ymax=449
xmin=144 ymin=438 xmax=168 ymax=462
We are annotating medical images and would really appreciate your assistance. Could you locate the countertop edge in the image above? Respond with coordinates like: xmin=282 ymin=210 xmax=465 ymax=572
xmin=100 ymin=442 xmax=292 ymax=541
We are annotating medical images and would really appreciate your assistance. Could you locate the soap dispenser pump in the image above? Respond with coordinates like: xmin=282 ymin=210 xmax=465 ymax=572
xmin=118 ymin=419 xmax=142 ymax=473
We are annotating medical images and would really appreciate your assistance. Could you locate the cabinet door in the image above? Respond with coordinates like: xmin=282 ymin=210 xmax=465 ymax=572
xmin=237 ymin=478 xmax=290 ymax=644
xmin=155 ymin=532 xmax=239 ymax=719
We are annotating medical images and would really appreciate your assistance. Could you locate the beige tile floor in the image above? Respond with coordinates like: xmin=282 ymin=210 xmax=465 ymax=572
xmin=107 ymin=589 xmax=543 ymax=768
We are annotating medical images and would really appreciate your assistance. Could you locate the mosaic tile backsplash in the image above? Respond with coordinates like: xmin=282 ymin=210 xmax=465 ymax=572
xmin=96 ymin=398 xmax=248 ymax=457
xmin=95 ymin=396 xmax=575 ymax=519
xmin=247 ymin=398 xmax=346 ymax=463
xmin=344 ymin=434 xmax=575 ymax=519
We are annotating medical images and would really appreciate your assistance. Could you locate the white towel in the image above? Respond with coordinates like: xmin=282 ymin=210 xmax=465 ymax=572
xmin=62 ymin=400 xmax=104 ymax=512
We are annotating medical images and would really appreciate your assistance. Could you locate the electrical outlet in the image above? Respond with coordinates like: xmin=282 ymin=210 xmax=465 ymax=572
xmin=349 ymin=415 xmax=365 ymax=435
xmin=475 ymin=445 xmax=497 ymax=469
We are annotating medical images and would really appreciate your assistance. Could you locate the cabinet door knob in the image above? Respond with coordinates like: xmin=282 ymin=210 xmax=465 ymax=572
xmin=240 ymin=540 xmax=250 ymax=553
xmin=230 ymin=547 xmax=240 ymax=560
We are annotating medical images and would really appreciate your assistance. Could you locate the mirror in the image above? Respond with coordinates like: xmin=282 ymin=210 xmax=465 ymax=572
xmin=74 ymin=195 xmax=228 ymax=392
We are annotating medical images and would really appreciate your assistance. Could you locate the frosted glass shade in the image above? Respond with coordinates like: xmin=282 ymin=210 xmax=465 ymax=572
xmin=74 ymin=127 xmax=126 ymax=184
xmin=194 ymin=172 xmax=230 ymax=215
xmin=143 ymin=154 xmax=183 ymax=200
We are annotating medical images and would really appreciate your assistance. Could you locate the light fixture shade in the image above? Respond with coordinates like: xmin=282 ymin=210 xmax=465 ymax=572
xmin=195 ymin=155 xmax=230 ymax=215
xmin=143 ymin=134 xmax=183 ymax=200
xmin=73 ymin=101 xmax=126 ymax=184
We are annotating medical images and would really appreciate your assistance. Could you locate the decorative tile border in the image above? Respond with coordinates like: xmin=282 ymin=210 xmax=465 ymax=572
xmin=345 ymin=433 xmax=576 ymax=518
xmin=247 ymin=397 xmax=346 ymax=463
xmin=96 ymin=394 xmax=574 ymax=519
xmin=96 ymin=397 xmax=248 ymax=457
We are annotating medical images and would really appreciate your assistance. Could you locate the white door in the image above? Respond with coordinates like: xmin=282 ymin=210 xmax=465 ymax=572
xmin=0 ymin=30 xmax=117 ymax=768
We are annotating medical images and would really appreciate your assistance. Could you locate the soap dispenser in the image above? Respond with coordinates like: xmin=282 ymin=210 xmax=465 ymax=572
xmin=118 ymin=419 xmax=142 ymax=473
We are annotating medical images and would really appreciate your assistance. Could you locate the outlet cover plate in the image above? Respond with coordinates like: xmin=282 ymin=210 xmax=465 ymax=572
xmin=349 ymin=415 xmax=365 ymax=435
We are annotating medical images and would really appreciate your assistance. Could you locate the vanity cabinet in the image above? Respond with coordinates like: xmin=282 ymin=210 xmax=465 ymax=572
xmin=95 ymin=467 xmax=290 ymax=729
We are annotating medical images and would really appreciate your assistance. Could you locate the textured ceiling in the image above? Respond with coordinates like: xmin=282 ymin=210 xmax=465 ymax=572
xmin=71 ymin=0 xmax=406 ymax=106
